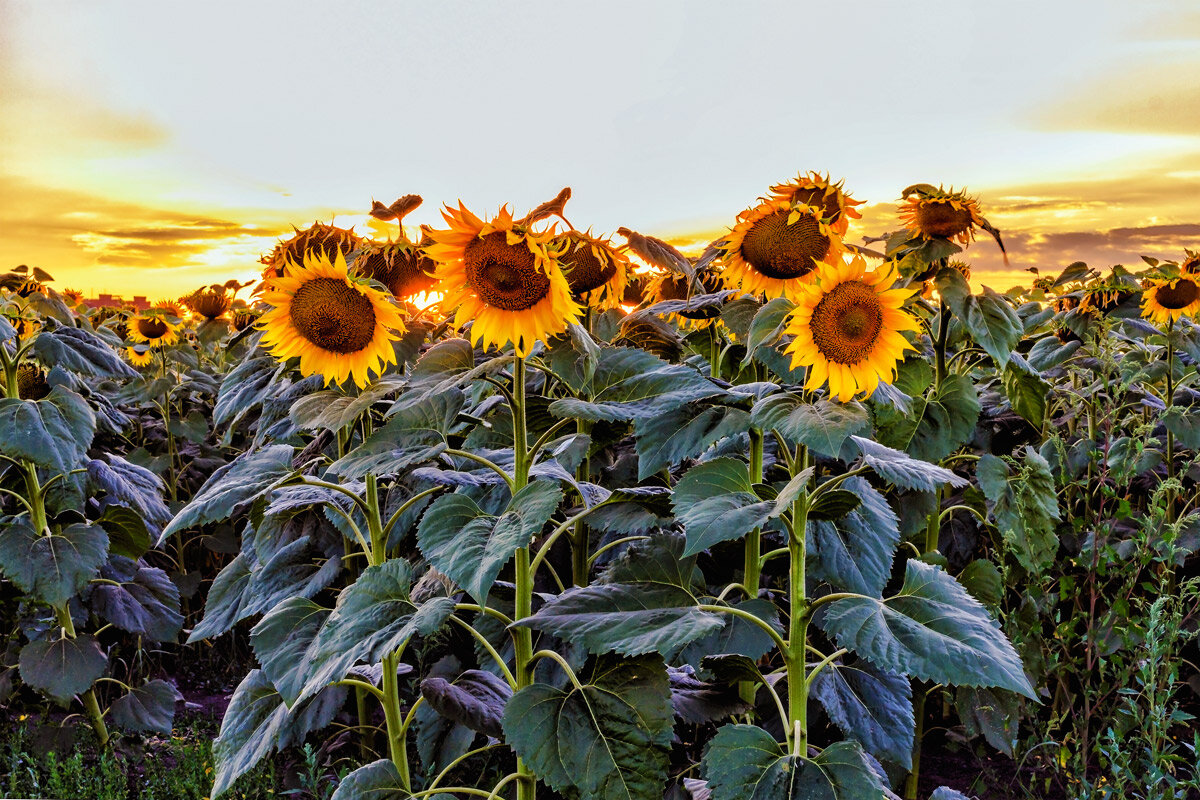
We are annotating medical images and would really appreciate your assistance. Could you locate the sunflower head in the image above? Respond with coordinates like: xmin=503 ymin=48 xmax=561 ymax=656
xmin=1141 ymin=276 xmax=1200 ymax=325
xmin=784 ymin=256 xmax=919 ymax=402
xmin=552 ymin=230 xmax=630 ymax=309
xmin=126 ymin=346 xmax=154 ymax=368
xmin=182 ymin=286 xmax=232 ymax=320
xmin=769 ymin=172 xmax=864 ymax=235
xmin=899 ymin=185 xmax=987 ymax=245
xmin=128 ymin=312 xmax=180 ymax=346
xmin=425 ymin=202 xmax=581 ymax=356
xmin=719 ymin=200 xmax=846 ymax=301
xmin=354 ymin=238 xmax=438 ymax=300
xmin=261 ymin=222 xmax=362 ymax=280
xmin=645 ymin=269 xmax=725 ymax=322
xmin=1180 ymin=248 xmax=1200 ymax=277
xmin=232 ymin=307 xmax=260 ymax=332
xmin=151 ymin=299 xmax=186 ymax=317
xmin=16 ymin=363 xmax=50 ymax=400
xmin=1054 ymin=295 xmax=1080 ymax=313
xmin=61 ymin=288 xmax=85 ymax=306
xmin=258 ymin=249 xmax=406 ymax=388
xmin=1079 ymin=275 xmax=1136 ymax=316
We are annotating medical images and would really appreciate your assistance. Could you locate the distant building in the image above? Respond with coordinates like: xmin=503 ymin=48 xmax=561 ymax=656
xmin=83 ymin=294 xmax=150 ymax=311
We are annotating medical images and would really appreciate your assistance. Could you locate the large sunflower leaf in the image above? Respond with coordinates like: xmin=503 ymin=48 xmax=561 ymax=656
xmin=1001 ymin=354 xmax=1050 ymax=428
xmin=873 ymin=359 xmax=980 ymax=462
xmin=741 ymin=297 xmax=796 ymax=365
xmin=160 ymin=445 xmax=295 ymax=543
xmin=977 ymin=450 xmax=1060 ymax=573
xmin=86 ymin=454 xmax=172 ymax=536
xmin=548 ymin=346 xmax=722 ymax=422
xmin=420 ymin=669 xmax=511 ymax=738
xmin=810 ymin=661 xmax=914 ymax=768
xmin=815 ymin=560 xmax=1036 ymax=699
xmin=328 ymin=760 xmax=410 ymax=800
xmin=936 ymin=268 xmax=1022 ymax=368
xmin=18 ymin=634 xmax=107 ymax=703
xmin=849 ymin=436 xmax=968 ymax=492
xmin=634 ymin=404 xmax=750 ymax=481
xmin=91 ymin=558 xmax=183 ymax=642
xmin=751 ymin=395 xmax=870 ymax=459
xmin=0 ymin=386 xmax=95 ymax=472
xmin=29 ymin=324 xmax=137 ymax=379
xmin=701 ymin=726 xmax=889 ymax=800
xmin=250 ymin=596 xmax=330 ymax=705
xmin=673 ymin=457 xmax=774 ymax=557
xmin=330 ymin=390 xmax=462 ymax=479
xmin=808 ymin=477 xmax=899 ymax=598
xmin=212 ymin=670 xmax=346 ymax=799
xmin=503 ymin=654 xmax=673 ymax=800
xmin=417 ymin=481 xmax=562 ymax=604
xmin=0 ymin=518 xmax=108 ymax=607
xmin=297 ymin=560 xmax=454 ymax=704
xmin=110 ymin=679 xmax=182 ymax=735
xmin=187 ymin=552 xmax=253 ymax=643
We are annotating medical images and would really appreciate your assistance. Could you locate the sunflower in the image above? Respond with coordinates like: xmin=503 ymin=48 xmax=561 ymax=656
xmin=61 ymin=288 xmax=85 ymax=306
xmin=719 ymin=200 xmax=847 ymax=301
xmin=261 ymin=222 xmax=362 ymax=280
xmin=182 ymin=286 xmax=232 ymax=320
xmin=1079 ymin=276 xmax=1136 ymax=315
xmin=918 ymin=260 xmax=972 ymax=297
xmin=16 ymin=363 xmax=50 ymax=400
xmin=126 ymin=347 xmax=154 ymax=368
xmin=1141 ymin=276 xmax=1200 ymax=325
xmin=552 ymin=230 xmax=629 ymax=309
xmin=899 ymin=185 xmax=988 ymax=246
xmin=258 ymin=250 xmax=406 ymax=388
xmin=768 ymin=172 xmax=864 ymax=235
xmin=784 ymin=256 xmax=919 ymax=402
xmin=127 ymin=312 xmax=180 ymax=347
xmin=152 ymin=299 xmax=186 ymax=317
xmin=425 ymin=202 xmax=581 ymax=357
xmin=1180 ymin=249 xmax=1200 ymax=277
xmin=643 ymin=269 xmax=725 ymax=323
xmin=1054 ymin=295 xmax=1081 ymax=313
xmin=232 ymin=307 xmax=260 ymax=332
xmin=354 ymin=237 xmax=438 ymax=300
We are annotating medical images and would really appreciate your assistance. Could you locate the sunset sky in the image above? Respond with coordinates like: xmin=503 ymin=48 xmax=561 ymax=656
xmin=2 ymin=1 xmax=1199 ymax=298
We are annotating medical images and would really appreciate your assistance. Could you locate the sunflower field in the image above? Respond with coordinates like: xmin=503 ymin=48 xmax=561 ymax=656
xmin=1 ymin=175 xmax=1199 ymax=800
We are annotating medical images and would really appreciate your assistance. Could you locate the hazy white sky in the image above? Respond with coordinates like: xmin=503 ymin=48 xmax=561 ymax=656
xmin=2 ymin=0 xmax=1199 ymax=295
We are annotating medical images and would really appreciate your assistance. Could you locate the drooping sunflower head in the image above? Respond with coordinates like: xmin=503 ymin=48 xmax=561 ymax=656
xmin=425 ymin=202 xmax=581 ymax=356
xmin=181 ymin=286 xmax=232 ymax=320
xmin=60 ymin=288 xmax=85 ymax=306
xmin=899 ymin=185 xmax=987 ymax=245
xmin=1079 ymin=274 xmax=1136 ymax=316
xmin=127 ymin=312 xmax=180 ymax=347
xmin=1141 ymin=276 xmax=1200 ymax=325
xmin=125 ymin=346 xmax=154 ymax=368
xmin=261 ymin=222 xmax=362 ymax=280
xmin=768 ymin=172 xmax=864 ymax=235
xmin=644 ymin=268 xmax=725 ymax=323
xmin=232 ymin=307 xmax=260 ymax=332
xmin=16 ymin=363 xmax=50 ymax=400
xmin=354 ymin=237 xmax=438 ymax=301
xmin=1054 ymin=294 xmax=1081 ymax=313
xmin=552 ymin=230 xmax=630 ymax=309
xmin=719 ymin=200 xmax=846 ymax=301
xmin=1180 ymin=248 xmax=1200 ymax=276
xmin=257 ymin=249 xmax=406 ymax=388
xmin=784 ymin=256 xmax=920 ymax=402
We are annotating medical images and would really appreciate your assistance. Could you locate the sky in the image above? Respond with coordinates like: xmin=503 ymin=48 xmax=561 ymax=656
xmin=2 ymin=0 xmax=1199 ymax=298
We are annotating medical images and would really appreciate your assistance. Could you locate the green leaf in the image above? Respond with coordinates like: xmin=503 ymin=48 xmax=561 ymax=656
xmin=751 ymin=395 xmax=869 ymax=459
xmin=330 ymin=390 xmax=461 ymax=479
xmin=415 ymin=655 xmax=477 ymax=774
xmin=420 ymin=669 xmax=511 ymax=738
xmin=1002 ymin=354 xmax=1050 ymax=428
xmin=161 ymin=445 xmax=295 ymax=543
xmin=1163 ymin=405 xmax=1200 ymax=450
xmin=702 ymin=726 xmax=888 ymax=800
xmin=418 ymin=481 xmax=562 ymax=604
xmin=188 ymin=552 xmax=253 ymax=643
xmin=18 ymin=634 xmax=107 ymax=702
xmin=298 ymin=560 xmax=454 ymax=703
xmin=873 ymin=359 xmax=980 ymax=462
xmin=955 ymin=685 xmax=1020 ymax=757
xmin=816 ymin=560 xmax=1036 ymax=699
xmin=635 ymin=404 xmax=750 ymax=481
xmin=850 ymin=436 xmax=968 ymax=492
xmin=110 ymin=679 xmax=181 ymax=734
xmin=213 ymin=355 xmax=281 ymax=432
xmin=808 ymin=489 xmax=861 ymax=521
xmin=407 ymin=338 xmax=477 ymax=388
xmin=29 ymin=324 xmax=136 ymax=379
xmin=0 ymin=386 xmax=96 ymax=472
xmin=91 ymin=559 xmax=183 ymax=642
xmin=97 ymin=507 xmax=152 ymax=560
xmin=167 ymin=408 xmax=209 ymax=443
xmin=808 ymin=477 xmax=899 ymax=597
xmin=936 ymin=269 xmax=1022 ymax=368
xmin=679 ymin=598 xmax=782 ymax=667
xmin=0 ymin=518 xmax=108 ymax=607
xmin=548 ymin=347 xmax=722 ymax=422
xmin=329 ymin=760 xmax=410 ymax=800
xmin=741 ymin=297 xmax=795 ymax=365
xmin=810 ymin=661 xmax=914 ymax=768
xmin=289 ymin=377 xmax=405 ymax=431
xmin=503 ymin=654 xmax=673 ymax=800
xmin=977 ymin=450 xmax=1060 ymax=573
xmin=674 ymin=458 xmax=775 ymax=557
xmin=212 ymin=670 xmax=346 ymax=798
xmin=957 ymin=559 xmax=1003 ymax=609
xmin=250 ymin=597 xmax=330 ymax=705
xmin=87 ymin=454 xmax=172 ymax=537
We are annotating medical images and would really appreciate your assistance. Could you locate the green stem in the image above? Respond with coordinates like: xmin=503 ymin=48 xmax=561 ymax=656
xmin=905 ymin=691 xmax=927 ymax=800
xmin=571 ymin=418 xmax=592 ymax=587
xmin=510 ymin=356 xmax=536 ymax=800
xmin=744 ymin=428 xmax=764 ymax=598
xmin=1165 ymin=321 xmax=1176 ymax=524
xmin=381 ymin=650 xmax=409 ymax=789
xmin=784 ymin=446 xmax=811 ymax=753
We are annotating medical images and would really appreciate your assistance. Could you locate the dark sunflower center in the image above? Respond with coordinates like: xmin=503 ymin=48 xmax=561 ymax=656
xmin=809 ymin=281 xmax=884 ymax=365
xmin=17 ymin=364 xmax=50 ymax=401
xmin=914 ymin=202 xmax=973 ymax=238
xmin=740 ymin=210 xmax=830 ymax=280
xmin=137 ymin=318 xmax=169 ymax=339
xmin=1155 ymin=279 xmax=1200 ymax=310
xmin=360 ymin=248 xmax=436 ymax=298
xmin=289 ymin=277 xmax=377 ymax=353
xmin=1181 ymin=256 xmax=1200 ymax=276
xmin=560 ymin=238 xmax=617 ymax=294
xmin=464 ymin=231 xmax=550 ymax=311
xmin=790 ymin=187 xmax=842 ymax=222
